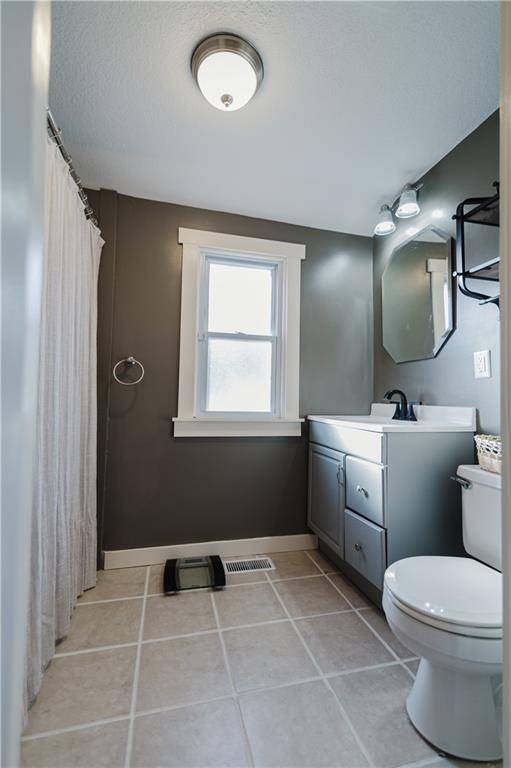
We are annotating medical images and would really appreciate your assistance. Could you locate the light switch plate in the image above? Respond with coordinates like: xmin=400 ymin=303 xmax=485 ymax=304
xmin=474 ymin=349 xmax=491 ymax=379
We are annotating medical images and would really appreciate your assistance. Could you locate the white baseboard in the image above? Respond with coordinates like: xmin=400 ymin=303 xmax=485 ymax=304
xmin=103 ymin=533 xmax=318 ymax=570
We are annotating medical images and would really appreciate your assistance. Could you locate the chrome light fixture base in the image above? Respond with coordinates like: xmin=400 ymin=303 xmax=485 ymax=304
xmin=191 ymin=33 xmax=264 ymax=111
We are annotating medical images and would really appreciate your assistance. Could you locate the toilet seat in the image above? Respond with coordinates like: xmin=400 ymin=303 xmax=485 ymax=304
xmin=384 ymin=556 xmax=502 ymax=639
xmin=385 ymin=586 xmax=502 ymax=639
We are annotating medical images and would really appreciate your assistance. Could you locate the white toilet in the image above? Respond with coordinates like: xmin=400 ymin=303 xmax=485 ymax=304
xmin=383 ymin=464 xmax=502 ymax=761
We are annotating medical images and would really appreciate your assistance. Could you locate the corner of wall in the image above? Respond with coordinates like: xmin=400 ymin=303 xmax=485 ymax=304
xmin=96 ymin=189 xmax=118 ymax=568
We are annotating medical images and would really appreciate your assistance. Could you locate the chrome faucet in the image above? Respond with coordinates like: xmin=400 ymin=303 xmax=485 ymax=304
xmin=383 ymin=389 xmax=417 ymax=421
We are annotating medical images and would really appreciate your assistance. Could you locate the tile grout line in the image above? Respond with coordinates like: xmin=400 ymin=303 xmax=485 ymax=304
xmin=305 ymin=551 xmax=417 ymax=682
xmin=289 ymin=606 xmax=354 ymax=621
xmin=74 ymin=573 xmax=335 ymax=607
xmin=323 ymin=659 xmax=411 ymax=679
xmin=21 ymin=714 xmax=133 ymax=742
xmin=123 ymin=566 xmax=150 ymax=768
xmin=54 ymin=631 xmax=221 ymax=657
xmin=76 ymin=594 xmax=146 ymax=606
xmin=236 ymin=674 xmax=323 ymax=696
xmin=396 ymin=757 xmax=447 ymax=768
xmin=126 ymin=693 xmax=234 ymax=721
xmin=264 ymin=571 xmax=376 ymax=768
xmin=54 ymin=607 xmax=370 ymax=659
xmin=54 ymin=641 xmax=140 ymax=657
xmin=210 ymin=592 xmax=255 ymax=768
xmin=267 ymin=572 xmax=323 ymax=582
xmin=21 ymin=694 xmax=234 ymax=743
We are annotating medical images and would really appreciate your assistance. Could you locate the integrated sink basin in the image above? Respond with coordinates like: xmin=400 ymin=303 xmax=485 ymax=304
xmin=308 ymin=403 xmax=476 ymax=433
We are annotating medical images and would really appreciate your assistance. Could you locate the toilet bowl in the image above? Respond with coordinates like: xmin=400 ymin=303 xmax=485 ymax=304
xmin=382 ymin=465 xmax=503 ymax=761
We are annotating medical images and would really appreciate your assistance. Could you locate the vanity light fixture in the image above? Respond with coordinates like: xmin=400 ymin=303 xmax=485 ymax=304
xmin=374 ymin=204 xmax=397 ymax=236
xmin=373 ymin=182 xmax=423 ymax=236
xmin=396 ymin=183 xmax=421 ymax=219
xmin=191 ymin=33 xmax=263 ymax=111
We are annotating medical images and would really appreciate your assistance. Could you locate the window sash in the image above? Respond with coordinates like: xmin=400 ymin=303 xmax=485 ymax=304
xmin=196 ymin=253 xmax=282 ymax=417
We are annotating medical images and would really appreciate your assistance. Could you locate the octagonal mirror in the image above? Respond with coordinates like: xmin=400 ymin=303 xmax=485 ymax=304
xmin=382 ymin=227 xmax=453 ymax=363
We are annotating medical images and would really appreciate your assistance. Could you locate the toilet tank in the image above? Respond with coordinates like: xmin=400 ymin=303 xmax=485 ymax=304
xmin=458 ymin=464 xmax=502 ymax=571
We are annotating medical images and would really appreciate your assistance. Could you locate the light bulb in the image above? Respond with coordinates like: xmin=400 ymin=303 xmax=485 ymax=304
xmin=396 ymin=184 xmax=420 ymax=218
xmin=374 ymin=204 xmax=396 ymax=236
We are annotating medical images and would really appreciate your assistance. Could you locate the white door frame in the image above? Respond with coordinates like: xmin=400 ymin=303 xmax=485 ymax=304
xmin=500 ymin=2 xmax=511 ymax=763
xmin=1 ymin=3 xmax=50 ymax=765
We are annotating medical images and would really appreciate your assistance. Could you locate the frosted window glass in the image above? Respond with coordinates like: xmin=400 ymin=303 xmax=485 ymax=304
xmin=208 ymin=262 xmax=273 ymax=335
xmin=206 ymin=339 xmax=272 ymax=412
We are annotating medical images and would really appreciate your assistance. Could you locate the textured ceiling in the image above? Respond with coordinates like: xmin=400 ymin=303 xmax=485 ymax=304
xmin=49 ymin=1 xmax=499 ymax=236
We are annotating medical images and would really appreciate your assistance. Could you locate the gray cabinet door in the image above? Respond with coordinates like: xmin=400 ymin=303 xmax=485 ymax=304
xmin=308 ymin=444 xmax=345 ymax=555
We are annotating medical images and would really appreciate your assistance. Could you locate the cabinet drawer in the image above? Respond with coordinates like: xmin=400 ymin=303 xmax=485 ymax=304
xmin=344 ymin=509 xmax=386 ymax=589
xmin=346 ymin=455 xmax=385 ymax=525
xmin=309 ymin=421 xmax=384 ymax=463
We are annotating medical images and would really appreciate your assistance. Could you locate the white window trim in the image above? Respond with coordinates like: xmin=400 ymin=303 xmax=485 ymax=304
xmin=173 ymin=228 xmax=305 ymax=437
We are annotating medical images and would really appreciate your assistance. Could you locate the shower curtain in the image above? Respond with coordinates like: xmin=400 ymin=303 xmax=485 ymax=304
xmin=24 ymin=139 xmax=104 ymax=714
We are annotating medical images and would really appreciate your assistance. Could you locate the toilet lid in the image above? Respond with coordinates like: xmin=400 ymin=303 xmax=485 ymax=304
xmin=384 ymin=556 xmax=502 ymax=628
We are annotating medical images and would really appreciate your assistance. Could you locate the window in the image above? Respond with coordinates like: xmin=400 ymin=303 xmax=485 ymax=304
xmin=173 ymin=229 xmax=305 ymax=437
xmin=199 ymin=256 xmax=278 ymax=415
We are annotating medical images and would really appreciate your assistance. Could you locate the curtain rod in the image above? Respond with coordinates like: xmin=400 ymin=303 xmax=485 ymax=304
xmin=46 ymin=108 xmax=98 ymax=227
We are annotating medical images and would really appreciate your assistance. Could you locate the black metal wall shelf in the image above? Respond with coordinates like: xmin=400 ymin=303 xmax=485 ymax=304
xmin=452 ymin=182 xmax=500 ymax=307
xmin=464 ymin=257 xmax=500 ymax=281
xmin=461 ymin=195 xmax=499 ymax=227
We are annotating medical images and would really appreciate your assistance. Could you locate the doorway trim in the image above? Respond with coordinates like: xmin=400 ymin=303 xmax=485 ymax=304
xmin=500 ymin=2 xmax=511 ymax=762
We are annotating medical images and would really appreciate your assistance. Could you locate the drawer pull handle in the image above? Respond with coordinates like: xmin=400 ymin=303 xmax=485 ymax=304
xmin=354 ymin=543 xmax=362 ymax=552
xmin=356 ymin=485 xmax=369 ymax=498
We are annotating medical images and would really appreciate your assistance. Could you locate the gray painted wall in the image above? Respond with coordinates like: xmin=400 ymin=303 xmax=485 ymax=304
xmin=374 ymin=112 xmax=500 ymax=434
xmin=94 ymin=192 xmax=373 ymax=552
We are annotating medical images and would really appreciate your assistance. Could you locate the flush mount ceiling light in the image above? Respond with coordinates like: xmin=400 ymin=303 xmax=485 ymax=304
xmin=374 ymin=204 xmax=397 ymax=236
xmin=396 ymin=183 xmax=421 ymax=219
xmin=191 ymin=33 xmax=263 ymax=112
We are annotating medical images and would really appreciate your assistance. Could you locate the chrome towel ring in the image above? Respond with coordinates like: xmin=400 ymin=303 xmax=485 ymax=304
xmin=113 ymin=356 xmax=145 ymax=385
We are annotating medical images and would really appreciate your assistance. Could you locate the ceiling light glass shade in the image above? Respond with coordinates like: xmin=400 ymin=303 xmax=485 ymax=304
xmin=191 ymin=34 xmax=263 ymax=111
xmin=396 ymin=184 xmax=420 ymax=218
xmin=374 ymin=204 xmax=396 ymax=236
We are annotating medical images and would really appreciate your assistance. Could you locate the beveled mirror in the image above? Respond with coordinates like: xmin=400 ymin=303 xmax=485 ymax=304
xmin=382 ymin=227 xmax=453 ymax=363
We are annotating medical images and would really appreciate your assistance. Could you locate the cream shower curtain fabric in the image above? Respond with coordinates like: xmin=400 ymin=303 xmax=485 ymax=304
xmin=24 ymin=140 xmax=104 ymax=713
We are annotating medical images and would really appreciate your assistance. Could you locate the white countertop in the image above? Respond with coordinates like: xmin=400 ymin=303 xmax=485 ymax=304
xmin=308 ymin=404 xmax=476 ymax=433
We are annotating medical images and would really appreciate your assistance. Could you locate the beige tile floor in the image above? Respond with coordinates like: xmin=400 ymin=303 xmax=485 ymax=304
xmin=21 ymin=550 xmax=502 ymax=768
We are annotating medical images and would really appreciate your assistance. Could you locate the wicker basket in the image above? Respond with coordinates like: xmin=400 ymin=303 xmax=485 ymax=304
xmin=474 ymin=434 xmax=502 ymax=474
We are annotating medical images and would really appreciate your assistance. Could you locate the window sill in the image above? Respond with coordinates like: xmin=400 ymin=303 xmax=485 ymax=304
xmin=172 ymin=418 xmax=304 ymax=438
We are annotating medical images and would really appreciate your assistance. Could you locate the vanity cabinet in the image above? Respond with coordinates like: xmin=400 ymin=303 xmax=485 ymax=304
xmin=307 ymin=411 xmax=475 ymax=601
